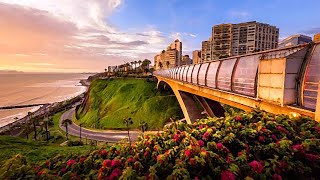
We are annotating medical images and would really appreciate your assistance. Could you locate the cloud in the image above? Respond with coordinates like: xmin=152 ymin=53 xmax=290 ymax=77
xmin=24 ymin=63 xmax=53 ymax=66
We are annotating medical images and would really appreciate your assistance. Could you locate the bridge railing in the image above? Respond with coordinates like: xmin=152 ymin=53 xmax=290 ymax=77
xmin=154 ymin=54 xmax=260 ymax=98
xmin=155 ymin=43 xmax=320 ymax=112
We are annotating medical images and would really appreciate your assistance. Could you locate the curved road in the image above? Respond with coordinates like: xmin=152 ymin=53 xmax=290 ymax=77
xmin=59 ymin=108 xmax=139 ymax=142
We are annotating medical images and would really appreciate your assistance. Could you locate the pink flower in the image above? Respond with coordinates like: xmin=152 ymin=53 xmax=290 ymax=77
xmin=198 ymin=140 xmax=205 ymax=147
xmin=237 ymin=152 xmax=243 ymax=156
xmin=61 ymin=168 xmax=67 ymax=173
xmin=216 ymin=143 xmax=223 ymax=150
xmin=273 ymin=174 xmax=282 ymax=180
xmin=173 ymin=134 xmax=180 ymax=142
xmin=79 ymin=157 xmax=86 ymax=163
xmin=111 ymin=159 xmax=121 ymax=167
xmin=185 ymin=149 xmax=192 ymax=158
xmin=103 ymin=159 xmax=112 ymax=167
xmin=277 ymin=126 xmax=288 ymax=134
xmin=291 ymin=144 xmax=303 ymax=152
xmin=67 ymin=159 xmax=76 ymax=166
xmin=235 ymin=116 xmax=242 ymax=121
xmin=110 ymin=168 xmax=122 ymax=179
xmin=127 ymin=157 xmax=134 ymax=163
xmin=259 ymin=136 xmax=265 ymax=142
xmin=194 ymin=177 xmax=200 ymax=180
xmin=305 ymin=153 xmax=320 ymax=161
xmin=249 ymin=160 xmax=264 ymax=174
xmin=202 ymin=132 xmax=210 ymax=140
xmin=271 ymin=134 xmax=277 ymax=141
xmin=221 ymin=170 xmax=235 ymax=180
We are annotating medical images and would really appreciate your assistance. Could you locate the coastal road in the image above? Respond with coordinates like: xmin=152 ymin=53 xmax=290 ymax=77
xmin=59 ymin=108 xmax=140 ymax=142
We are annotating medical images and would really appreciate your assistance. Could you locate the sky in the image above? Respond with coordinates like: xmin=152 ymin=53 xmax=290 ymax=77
xmin=0 ymin=0 xmax=319 ymax=73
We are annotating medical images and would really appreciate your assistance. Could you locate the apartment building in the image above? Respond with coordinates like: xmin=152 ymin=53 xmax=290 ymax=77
xmin=154 ymin=39 xmax=182 ymax=70
xmin=212 ymin=21 xmax=279 ymax=59
xmin=201 ymin=38 xmax=212 ymax=62
xmin=181 ymin=55 xmax=192 ymax=65
xmin=314 ymin=33 xmax=320 ymax=43
xmin=192 ymin=50 xmax=201 ymax=64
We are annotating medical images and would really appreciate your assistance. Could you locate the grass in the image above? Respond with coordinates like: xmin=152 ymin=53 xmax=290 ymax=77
xmin=0 ymin=136 xmax=92 ymax=165
xmin=76 ymin=78 xmax=183 ymax=130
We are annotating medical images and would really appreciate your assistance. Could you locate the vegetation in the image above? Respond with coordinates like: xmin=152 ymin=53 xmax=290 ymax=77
xmin=1 ymin=109 xmax=320 ymax=179
xmin=76 ymin=78 xmax=183 ymax=130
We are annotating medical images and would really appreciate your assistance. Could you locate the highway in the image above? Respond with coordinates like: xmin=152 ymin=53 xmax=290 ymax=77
xmin=59 ymin=108 xmax=140 ymax=142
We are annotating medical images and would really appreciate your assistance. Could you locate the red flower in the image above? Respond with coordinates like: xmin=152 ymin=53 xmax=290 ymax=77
xmin=37 ymin=170 xmax=43 ymax=176
xmin=271 ymin=134 xmax=277 ymax=141
xmin=99 ymin=149 xmax=108 ymax=156
xmin=194 ymin=177 xmax=200 ymax=180
xmin=259 ymin=136 xmax=265 ymax=142
xmin=216 ymin=143 xmax=223 ymax=150
xmin=277 ymin=126 xmax=288 ymax=134
xmin=80 ymin=157 xmax=86 ymax=163
xmin=198 ymin=140 xmax=205 ymax=147
xmin=115 ymin=150 xmax=120 ymax=155
xmin=61 ymin=168 xmax=67 ymax=173
xmin=291 ymin=144 xmax=303 ymax=152
xmin=67 ymin=159 xmax=76 ymax=166
xmin=273 ymin=174 xmax=282 ymax=180
xmin=145 ymin=141 xmax=150 ymax=146
xmin=237 ymin=152 xmax=243 ymax=156
xmin=189 ymin=158 xmax=196 ymax=166
xmin=221 ymin=170 xmax=235 ymax=180
xmin=173 ymin=134 xmax=180 ymax=142
xmin=202 ymin=132 xmax=210 ymax=140
xmin=110 ymin=168 xmax=122 ymax=179
xmin=103 ymin=159 xmax=112 ymax=167
xmin=185 ymin=149 xmax=192 ymax=158
xmin=235 ymin=116 xmax=242 ymax=121
xmin=111 ymin=159 xmax=121 ymax=167
xmin=144 ymin=151 xmax=149 ymax=157
xmin=249 ymin=160 xmax=264 ymax=174
xmin=127 ymin=157 xmax=134 ymax=163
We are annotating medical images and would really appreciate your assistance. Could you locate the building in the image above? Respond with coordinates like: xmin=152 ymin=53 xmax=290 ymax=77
xmin=168 ymin=39 xmax=182 ymax=66
xmin=154 ymin=40 xmax=183 ymax=70
xmin=181 ymin=55 xmax=192 ymax=65
xmin=211 ymin=21 xmax=279 ymax=59
xmin=201 ymin=38 xmax=212 ymax=62
xmin=278 ymin=34 xmax=312 ymax=48
xmin=192 ymin=50 xmax=201 ymax=64
xmin=314 ymin=33 xmax=320 ymax=43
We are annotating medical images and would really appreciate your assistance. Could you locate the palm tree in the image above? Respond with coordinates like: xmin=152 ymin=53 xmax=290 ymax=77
xmin=28 ymin=112 xmax=38 ymax=140
xmin=123 ymin=117 xmax=133 ymax=144
xmin=62 ymin=119 xmax=72 ymax=140
xmin=23 ymin=119 xmax=30 ymax=139
xmin=139 ymin=120 xmax=148 ymax=135
xmin=142 ymin=59 xmax=151 ymax=73
xmin=138 ymin=60 xmax=142 ymax=71
xmin=43 ymin=115 xmax=51 ymax=141
xmin=134 ymin=61 xmax=138 ymax=72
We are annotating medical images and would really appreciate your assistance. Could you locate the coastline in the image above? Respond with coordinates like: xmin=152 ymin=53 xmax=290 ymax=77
xmin=0 ymin=77 xmax=90 ymax=128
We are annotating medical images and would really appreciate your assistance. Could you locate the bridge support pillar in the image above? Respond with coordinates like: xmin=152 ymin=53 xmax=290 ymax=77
xmin=316 ymin=82 xmax=320 ymax=122
xmin=195 ymin=96 xmax=225 ymax=118
xmin=173 ymin=90 xmax=203 ymax=124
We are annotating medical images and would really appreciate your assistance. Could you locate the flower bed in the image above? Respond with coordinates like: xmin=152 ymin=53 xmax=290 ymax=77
xmin=1 ymin=109 xmax=320 ymax=179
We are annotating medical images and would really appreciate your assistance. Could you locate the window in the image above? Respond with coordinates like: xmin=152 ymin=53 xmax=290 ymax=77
xmin=187 ymin=65 xmax=194 ymax=83
xmin=206 ymin=61 xmax=221 ymax=88
xmin=198 ymin=63 xmax=209 ymax=86
xmin=217 ymin=58 xmax=237 ymax=91
xmin=192 ymin=64 xmax=201 ymax=84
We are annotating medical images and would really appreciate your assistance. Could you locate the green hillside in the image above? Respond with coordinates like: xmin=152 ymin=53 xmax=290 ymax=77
xmin=76 ymin=78 xmax=183 ymax=129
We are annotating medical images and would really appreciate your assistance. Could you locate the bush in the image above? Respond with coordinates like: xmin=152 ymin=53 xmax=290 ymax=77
xmin=67 ymin=140 xmax=84 ymax=147
xmin=2 ymin=109 xmax=320 ymax=179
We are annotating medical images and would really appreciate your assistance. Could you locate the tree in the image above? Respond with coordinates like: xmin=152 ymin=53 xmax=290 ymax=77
xmin=28 ymin=112 xmax=38 ymax=140
xmin=134 ymin=61 xmax=138 ymax=72
xmin=138 ymin=60 xmax=142 ymax=72
xmin=142 ymin=59 xmax=152 ymax=73
xmin=139 ymin=120 xmax=148 ymax=136
xmin=62 ymin=119 xmax=72 ymax=140
xmin=43 ymin=115 xmax=51 ymax=141
xmin=123 ymin=117 xmax=133 ymax=144
xmin=22 ymin=119 xmax=30 ymax=139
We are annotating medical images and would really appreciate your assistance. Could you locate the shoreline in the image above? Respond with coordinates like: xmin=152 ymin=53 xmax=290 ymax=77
xmin=0 ymin=78 xmax=90 ymax=129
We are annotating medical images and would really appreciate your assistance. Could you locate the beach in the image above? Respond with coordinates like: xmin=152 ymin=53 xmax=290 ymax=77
xmin=0 ymin=73 xmax=92 ymax=127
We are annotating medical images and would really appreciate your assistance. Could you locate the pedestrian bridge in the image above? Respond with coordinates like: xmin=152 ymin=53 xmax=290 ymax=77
xmin=154 ymin=43 xmax=320 ymax=124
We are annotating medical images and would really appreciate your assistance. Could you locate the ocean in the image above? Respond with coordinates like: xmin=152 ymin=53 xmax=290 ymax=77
xmin=0 ymin=73 xmax=92 ymax=127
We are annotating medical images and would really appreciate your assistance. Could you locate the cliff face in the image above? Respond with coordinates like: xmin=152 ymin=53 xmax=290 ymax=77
xmin=76 ymin=78 xmax=182 ymax=129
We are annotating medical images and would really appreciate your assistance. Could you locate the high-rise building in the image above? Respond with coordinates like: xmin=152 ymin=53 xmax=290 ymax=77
xmin=192 ymin=50 xmax=201 ymax=64
xmin=154 ymin=40 xmax=183 ymax=70
xmin=168 ymin=39 xmax=182 ymax=66
xmin=201 ymin=38 xmax=212 ymax=62
xmin=212 ymin=21 xmax=279 ymax=59
xmin=278 ymin=34 xmax=312 ymax=48
xmin=181 ymin=55 xmax=192 ymax=65
xmin=314 ymin=33 xmax=320 ymax=43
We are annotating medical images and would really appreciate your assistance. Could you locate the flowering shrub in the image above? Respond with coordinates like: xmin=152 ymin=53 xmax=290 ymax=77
xmin=1 ymin=109 xmax=320 ymax=179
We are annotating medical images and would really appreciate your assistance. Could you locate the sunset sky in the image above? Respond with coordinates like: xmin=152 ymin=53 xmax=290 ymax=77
xmin=0 ymin=0 xmax=319 ymax=72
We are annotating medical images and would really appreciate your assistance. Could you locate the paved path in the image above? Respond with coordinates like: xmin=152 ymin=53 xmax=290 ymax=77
xmin=59 ymin=108 xmax=140 ymax=142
